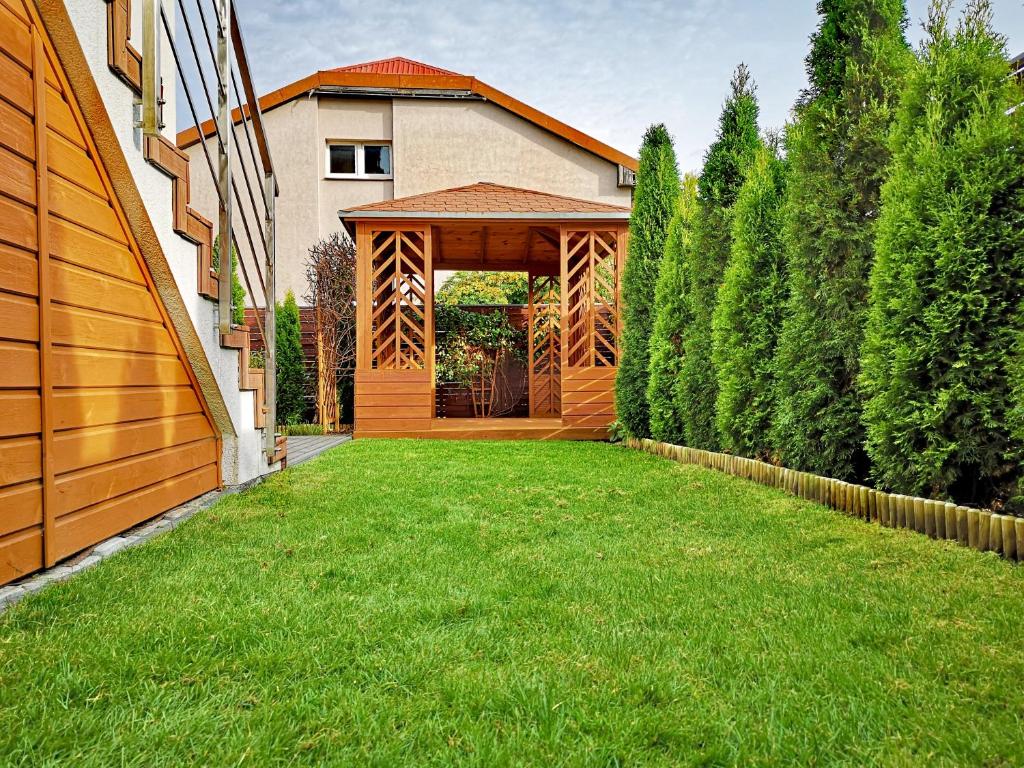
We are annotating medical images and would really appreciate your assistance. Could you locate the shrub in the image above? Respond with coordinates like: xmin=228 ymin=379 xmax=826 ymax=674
xmin=211 ymin=235 xmax=246 ymax=326
xmin=616 ymin=124 xmax=681 ymax=439
xmin=771 ymin=0 xmax=910 ymax=479
xmin=436 ymin=272 xmax=528 ymax=305
xmin=646 ymin=175 xmax=698 ymax=444
xmin=276 ymin=290 xmax=307 ymax=425
xmin=711 ymin=143 xmax=788 ymax=458
xmin=678 ymin=64 xmax=762 ymax=451
xmin=861 ymin=0 xmax=1024 ymax=507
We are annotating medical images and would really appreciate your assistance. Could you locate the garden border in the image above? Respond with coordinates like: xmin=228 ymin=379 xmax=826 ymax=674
xmin=626 ymin=438 xmax=1022 ymax=563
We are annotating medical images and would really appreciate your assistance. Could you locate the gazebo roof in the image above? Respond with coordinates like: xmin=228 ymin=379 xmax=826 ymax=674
xmin=339 ymin=182 xmax=632 ymax=221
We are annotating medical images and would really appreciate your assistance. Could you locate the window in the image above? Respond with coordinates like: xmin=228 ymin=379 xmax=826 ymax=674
xmin=325 ymin=142 xmax=392 ymax=179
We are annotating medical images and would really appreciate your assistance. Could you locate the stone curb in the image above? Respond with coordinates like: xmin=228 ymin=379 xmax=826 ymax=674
xmin=0 ymin=477 xmax=263 ymax=614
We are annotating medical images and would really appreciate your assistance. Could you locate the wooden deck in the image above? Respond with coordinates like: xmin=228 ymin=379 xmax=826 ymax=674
xmin=356 ymin=418 xmax=609 ymax=441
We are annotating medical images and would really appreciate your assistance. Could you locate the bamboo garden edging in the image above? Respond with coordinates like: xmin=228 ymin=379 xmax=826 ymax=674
xmin=625 ymin=438 xmax=1023 ymax=563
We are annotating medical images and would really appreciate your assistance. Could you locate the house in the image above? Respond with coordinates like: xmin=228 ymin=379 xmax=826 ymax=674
xmin=178 ymin=57 xmax=637 ymax=304
xmin=0 ymin=0 xmax=283 ymax=586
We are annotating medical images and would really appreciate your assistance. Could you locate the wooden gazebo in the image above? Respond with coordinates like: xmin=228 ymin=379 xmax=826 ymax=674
xmin=340 ymin=183 xmax=630 ymax=440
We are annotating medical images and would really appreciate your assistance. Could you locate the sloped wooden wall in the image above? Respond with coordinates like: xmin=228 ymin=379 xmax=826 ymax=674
xmin=0 ymin=0 xmax=220 ymax=585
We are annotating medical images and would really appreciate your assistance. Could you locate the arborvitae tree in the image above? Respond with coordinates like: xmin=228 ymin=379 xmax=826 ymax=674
xmin=616 ymin=124 xmax=681 ymax=438
xmin=212 ymin=235 xmax=247 ymax=325
xmin=771 ymin=0 xmax=909 ymax=479
xmin=678 ymin=64 xmax=762 ymax=450
xmin=861 ymin=0 xmax=1024 ymax=507
xmin=647 ymin=175 xmax=698 ymax=444
xmin=711 ymin=142 xmax=788 ymax=458
xmin=276 ymin=290 xmax=307 ymax=425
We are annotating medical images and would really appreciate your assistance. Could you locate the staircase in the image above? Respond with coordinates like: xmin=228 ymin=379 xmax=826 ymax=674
xmin=102 ymin=0 xmax=285 ymax=468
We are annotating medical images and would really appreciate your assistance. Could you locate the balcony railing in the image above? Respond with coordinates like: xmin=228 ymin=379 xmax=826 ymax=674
xmin=140 ymin=0 xmax=278 ymax=460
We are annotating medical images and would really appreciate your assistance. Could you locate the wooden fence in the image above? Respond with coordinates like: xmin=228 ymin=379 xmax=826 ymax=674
xmin=627 ymin=438 xmax=1023 ymax=563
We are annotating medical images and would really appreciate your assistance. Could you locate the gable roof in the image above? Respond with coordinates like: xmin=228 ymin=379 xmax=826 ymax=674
xmin=176 ymin=59 xmax=637 ymax=171
xmin=340 ymin=182 xmax=632 ymax=220
xmin=330 ymin=56 xmax=460 ymax=76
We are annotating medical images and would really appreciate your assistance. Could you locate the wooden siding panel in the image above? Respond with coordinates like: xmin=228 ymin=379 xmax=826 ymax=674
xmin=0 ymin=97 xmax=34 ymax=158
xmin=51 ymin=305 xmax=176 ymax=355
xmin=52 ymin=463 xmax=218 ymax=561
xmin=53 ymin=413 xmax=215 ymax=475
xmin=0 ymin=5 xmax=221 ymax=584
xmin=0 ymin=291 xmax=38 ymax=342
xmin=0 ymin=435 xmax=40 ymax=487
xmin=51 ymin=347 xmax=190 ymax=388
xmin=0 ymin=242 xmax=38 ymax=297
xmin=55 ymin=438 xmax=217 ymax=518
xmin=0 ymin=481 xmax=42 ymax=537
xmin=52 ymin=386 xmax=202 ymax=430
xmin=0 ymin=390 xmax=40 ymax=436
xmin=0 ymin=341 xmax=38 ymax=387
xmin=50 ymin=259 xmax=161 ymax=322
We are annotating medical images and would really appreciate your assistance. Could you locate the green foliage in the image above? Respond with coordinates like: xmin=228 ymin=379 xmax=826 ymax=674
xmin=276 ymin=290 xmax=307 ymax=425
xmin=772 ymin=0 xmax=910 ymax=479
xmin=860 ymin=1 xmax=1024 ymax=507
xmin=211 ymin=235 xmax=247 ymax=326
xmin=646 ymin=175 xmax=698 ymax=444
xmin=616 ymin=124 xmax=681 ymax=438
xmin=678 ymin=65 xmax=762 ymax=451
xmin=436 ymin=271 xmax=528 ymax=305
xmin=434 ymin=305 xmax=525 ymax=387
xmin=279 ymin=422 xmax=326 ymax=437
xmin=711 ymin=144 xmax=788 ymax=458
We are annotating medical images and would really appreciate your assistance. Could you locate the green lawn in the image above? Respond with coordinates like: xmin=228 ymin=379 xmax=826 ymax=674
xmin=1 ymin=440 xmax=1023 ymax=766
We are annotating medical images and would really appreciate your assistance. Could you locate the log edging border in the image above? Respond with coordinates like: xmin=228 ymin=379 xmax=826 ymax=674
xmin=625 ymin=437 xmax=1022 ymax=563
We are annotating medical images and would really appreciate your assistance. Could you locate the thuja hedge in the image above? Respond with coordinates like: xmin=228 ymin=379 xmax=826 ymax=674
xmin=628 ymin=0 xmax=1024 ymax=513
xmin=616 ymin=124 xmax=680 ymax=438
xmin=861 ymin=3 xmax=1024 ymax=506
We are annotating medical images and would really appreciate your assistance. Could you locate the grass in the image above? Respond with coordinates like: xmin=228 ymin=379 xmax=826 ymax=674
xmin=1 ymin=440 xmax=1023 ymax=766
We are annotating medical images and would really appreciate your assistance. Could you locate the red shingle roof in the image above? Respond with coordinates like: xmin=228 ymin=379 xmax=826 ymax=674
xmin=330 ymin=57 xmax=460 ymax=77
xmin=341 ymin=182 xmax=631 ymax=218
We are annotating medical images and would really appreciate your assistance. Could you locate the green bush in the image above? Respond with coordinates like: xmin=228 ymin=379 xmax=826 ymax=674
xmin=276 ymin=290 xmax=307 ymax=425
xmin=678 ymin=64 xmax=762 ymax=451
xmin=616 ymin=124 xmax=681 ymax=439
xmin=861 ymin=1 xmax=1024 ymax=507
xmin=211 ymin=235 xmax=246 ymax=326
xmin=436 ymin=272 xmax=528 ymax=305
xmin=711 ymin=143 xmax=787 ymax=458
xmin=646 ymin=175 xmax=698 ymax=444
xmin=771 ymin=0 xmax=909 ymax=479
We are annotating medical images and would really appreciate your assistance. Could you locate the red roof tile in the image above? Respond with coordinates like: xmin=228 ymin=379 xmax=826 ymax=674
xmin=341 ymin=182 xmax=632 ymax=218
xmin=330 ymin=57 xmax=460 ymax=77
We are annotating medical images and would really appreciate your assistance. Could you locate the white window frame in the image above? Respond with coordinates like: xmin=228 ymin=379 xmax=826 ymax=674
xmin=325 ymin=141 xmax=393 ymax=180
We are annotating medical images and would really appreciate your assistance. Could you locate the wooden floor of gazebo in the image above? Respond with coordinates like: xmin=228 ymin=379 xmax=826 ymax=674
xmin=392 ymin=418 xmax=607 ymax=441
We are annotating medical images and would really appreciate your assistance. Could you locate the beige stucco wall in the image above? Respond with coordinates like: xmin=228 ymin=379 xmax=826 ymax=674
xmin=390 ymin=99 xmax=629 ymax=205
xmin=186 ymin=93 xmax=631 ymax=303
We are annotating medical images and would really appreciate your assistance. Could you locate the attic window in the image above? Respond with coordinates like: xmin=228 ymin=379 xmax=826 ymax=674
xmin=326 ymin=142 xmax=392 ymax=179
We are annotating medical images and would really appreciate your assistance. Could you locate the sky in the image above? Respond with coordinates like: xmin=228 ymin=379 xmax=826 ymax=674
xmin=228 ymin=0 xmax=1024 ymax=174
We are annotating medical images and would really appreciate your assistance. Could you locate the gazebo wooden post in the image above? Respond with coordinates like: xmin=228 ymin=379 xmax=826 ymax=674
xmin=353 ymin=221 xmax=433 ymax=438
xmin=558 ymin=223 xmax=627 ymax=431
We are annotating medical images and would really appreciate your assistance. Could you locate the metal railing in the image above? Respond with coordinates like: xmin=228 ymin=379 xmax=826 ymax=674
xmin=140 ymin=0 xmax=278 ymax=460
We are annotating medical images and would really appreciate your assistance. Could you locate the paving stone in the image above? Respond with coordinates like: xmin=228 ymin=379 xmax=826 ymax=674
xmin=92 ymin=537 xmax=129 ymax=558
xmin=0 ymin=585 xmax=26 ymax=606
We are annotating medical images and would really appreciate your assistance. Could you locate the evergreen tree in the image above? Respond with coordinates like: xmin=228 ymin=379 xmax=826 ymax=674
xmin=861 ymin=0 xmax=1024 ymax=506
xmin=772 ymin=0 xmax=909 ymax=479
xmin=276 ymin=290 xmax=307 ymax=425
xmin=647 ymin=175 xmax=698 ymax=444
xmin=711 ymin=142 xmax=788 ymax=458
xmin=678 ymin=64 xmax=762 ymax=450
xmin=616 ymin=124 xmax=681 ymax=438
xmin=212 ymin=235 xmax=247 ymax=325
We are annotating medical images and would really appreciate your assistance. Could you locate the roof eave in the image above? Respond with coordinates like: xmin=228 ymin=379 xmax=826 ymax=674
xmin=339 ymin=210 xmax=631 ymax=221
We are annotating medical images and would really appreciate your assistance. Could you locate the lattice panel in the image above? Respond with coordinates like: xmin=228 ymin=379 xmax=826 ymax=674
xmin=564 ymin=230 xmax=620 ymax=368
xmin=529 ymin=273 xmax=561 ymax=417
xmin=370 ymin=230 xmax=428 ymax=370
